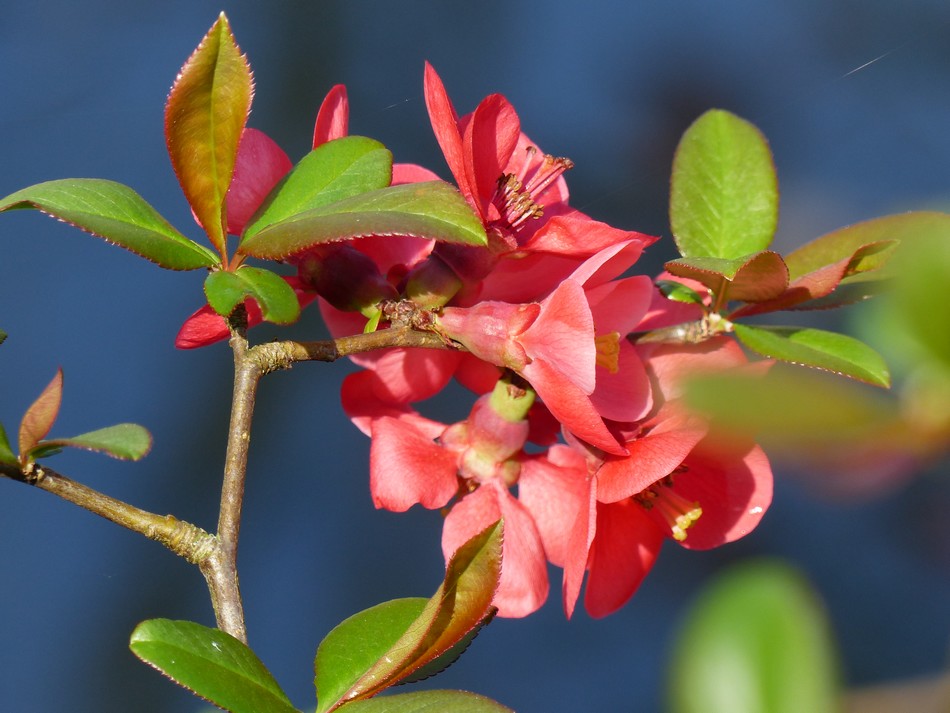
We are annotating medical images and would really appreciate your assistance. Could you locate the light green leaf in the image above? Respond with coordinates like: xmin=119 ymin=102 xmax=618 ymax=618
xmin=670 ymin=109 xmax=778 ymax=259
xmin=165 ymin=12 xmax=252 ymax=255
xmin=0 ymin=423 xmax=17 ymax=466
xmin=733 ymin=324 xmax=890 ymax=387
xmin=39 ymin=423 xmax=152 ymax=461
xmin=242 ymin=136 xmax=393 ymax=241
xmin=668 ymin=560 xmax=841 ymax=713
xmin=0 ymin=179 xmax=218 ymax=270
xmin=337 ymin=690 xmax=513 ymax=713
xmin=204 ymin=267 xmax=300 ymax=324
xmin=239 ymin=182 xmax=487 ymax=260
xmin=315 ymin=521 xmax=502 ymax=712
xmin=130 ymin=619 xmax=300 ymax=713
xmin=657 ymin=279 xmax=705 ymax=305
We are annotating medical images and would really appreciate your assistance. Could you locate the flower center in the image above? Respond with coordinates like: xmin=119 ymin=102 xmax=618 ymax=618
xmin=595 ymin=332 xmax=621 ymax=373
xmin=490 ymin=146 xmax=574 ymax=233
xmin=635 ymin=477 xmax=703 ymax=542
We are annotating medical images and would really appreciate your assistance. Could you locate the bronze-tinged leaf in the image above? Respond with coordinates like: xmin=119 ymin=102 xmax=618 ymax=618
xmin=165 ymin=12 xmax=253 ymax=256
xmin=19 ymin=369 xmax=63 ymax=461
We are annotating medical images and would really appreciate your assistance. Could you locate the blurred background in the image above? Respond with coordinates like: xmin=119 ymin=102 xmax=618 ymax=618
xmin=2 ymin=1 xmax=950 ymax=711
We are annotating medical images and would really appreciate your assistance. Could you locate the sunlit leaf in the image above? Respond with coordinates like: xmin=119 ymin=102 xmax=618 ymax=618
xmin=337 ymin=690 xmax=513 ymax=713
xmin=130 ymin=619 xmax=300 ymax=713
xmin=165 ymin=12 xmax=252 ymax=255
xmin=0 ymin=179 xmax=218 ymax=270
xmin=39 ymin=423 xmax=152 ymax=461
xmin=242 ymin=136 xmax=393 ymax=241
xmin=204 ymin=267 xmax=300 ymax=324
xmin=670 ymin=109 xmax=778 ymax=259
xmin=668 ymin=560 xmax=840 ymax=713
xmin=665 ymin=251 xmax=788 ymax=302
xmin=314 ymin=521 xmax=502 ymax=712
xmin=657 ymin=280 xmax=705 ymax=305
xmin=733 ymin=324 xmax=890 ymax=387
xmin=239 ymin=182 xmax=487 ymax=260
xmin=19 ymin=369 xmax=63 ymax=460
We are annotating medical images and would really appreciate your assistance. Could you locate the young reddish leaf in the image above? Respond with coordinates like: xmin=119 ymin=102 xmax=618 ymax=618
xmin=670 ymin=109 xmax=778 ymax=260
xmin=165 ymin=12 xmax=253 ymax=256
xmin=336 ymin=690 xmax=513 ymax=713
xmin=665 ymin=251 xmax=788 ymax=303
xmin=0 ymin=179 xmax=218 ymax=270
xmin=733 ymin=324 xmax=890 ymax=387
xmin=130 ymin=619 xmax=300 ymax=713
xmin=0 ymin=423 xmax=17 ymax=466
xmin=204 ymin=267 xmax=301 ymax=325
xmin=38 ymin=424 xmax=152 ymax=462
xmin=783 ymin=211 xmax=950 ymax=281
xmin=19 ymin=369 xmax=63 ymax=461
xmin=314 ymin=521 xmax=502 ymax=712
xmin=238 ymin=181 xmax=487 ymax=260
xmin=241 ymin=136 xmax=393 ymax=242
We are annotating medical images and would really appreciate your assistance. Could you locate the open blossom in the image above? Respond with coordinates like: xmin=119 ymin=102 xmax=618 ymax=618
xmin=348 ymin=375 xmax=589 ymax=618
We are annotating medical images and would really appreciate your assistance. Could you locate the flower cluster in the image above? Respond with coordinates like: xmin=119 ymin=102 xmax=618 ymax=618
xmin=178 ymin=64 xmax=772 ymax=618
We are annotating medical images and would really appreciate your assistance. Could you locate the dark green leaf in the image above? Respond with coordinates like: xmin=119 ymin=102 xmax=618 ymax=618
xmin=733 ymin=324 xmax=890 ymax=387
xmin=165 ymin=12 xmax=252 ymax=255
xmin=670 ymin=109 xmax=778 ymax=259
xmin=668 ymin=560 xmax=840 ymax=713
xmin=242 ymin=136 xmax=393 ymax=241
xmin=0 ymin=179 xmax=218 ymax=270
xmin=204 ymin=267 xmax=300 ymax=324
xmin=0 ymin=423 xmax=18 ymax=466
xmin=665 ymin=251 xmax=788 ymax=302
xmin=337 ymin=690 xmax=513 ymax=713
xmin=239 ymin=182 xmax=487 ymax=260
xmin=656 ymin=280 xmax=705 ymax=305
xmin=39 ymin=423 xmax=152 ymax=461
xmin=315 ymin=521 xmax=502 ymax=712
xmin=19 ymin=369 xmax=63 ymax=460
xmin=0 ymin=329 xmax=6 ymax=345
xmin=130 ymin=619 xmax=300 ymax=713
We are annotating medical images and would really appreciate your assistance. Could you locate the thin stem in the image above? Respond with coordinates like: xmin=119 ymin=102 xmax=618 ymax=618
xmin=0 ymin=463 xmax=215 ymax=563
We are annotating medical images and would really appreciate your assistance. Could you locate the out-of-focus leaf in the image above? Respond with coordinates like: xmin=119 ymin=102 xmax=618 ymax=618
xmin=0 ymin=329 xmax=6 ymax=345
xmin=665 ymin=251 xmax=788 ymax=302
xmin=0 ymin=179 xmax=218 ymax=270
xmin=733 ymin=323 xmax=890 ymax=387
xmin=19 ymin=369 xmax=63 ymax=460
xmin=337 ymin=690 xmax=513 ymax=713
xmin=0 ymin=423 xmax=17 ymax=466
xmin=784 ymin=211 xmax=950 ymax=281
xmin=38 ymin=424 xmax=152 ymax=461
xmin=670 ymin=109 xmax=778 ymax=259
xmin=239 ymin=182 xmax=487 ymax=260
xmin=165 ymin=12 xmax=252 ymax=255
xmin=204 ymin=267 xmax=300 ymax=324
xmin=242 ymin=136 xmax=393 ymax=241
xmin=314 ymin=521 xmax=502 ymax=712
xmin=130 ymin=619 xmax=300 ymax=713
xmin=667 ymin=560 xmax=840 ymax=713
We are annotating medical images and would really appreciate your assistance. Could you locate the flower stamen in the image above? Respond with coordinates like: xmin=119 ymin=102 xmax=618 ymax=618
xmin=595 ymin=332 xmax=621 ymax=373
xmin=635 ymin=479 xmax=703 ymax=542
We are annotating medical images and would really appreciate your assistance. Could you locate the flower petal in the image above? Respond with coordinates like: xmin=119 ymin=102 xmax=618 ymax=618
xmin=312 ymin=84 xmax=349 ymax=148
xmin=226 ymin=128 xmax=293 ymax=236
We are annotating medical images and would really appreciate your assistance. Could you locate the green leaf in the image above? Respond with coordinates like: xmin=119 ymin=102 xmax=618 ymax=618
xmin=667 ymin=560 xmax=840 ymax=713
xmin=657 ymin=279 xmax=705 ymax=305
xmin=130 ymin=619 xmax=300 ymax=713
xmin=733 ymin=324 xmax=890 ymax=387
xmin=19 ymin=369 xmax=63 ymax=460
xmin=0 ymin=423 xmax=18 ymax=466
xmin=242 ymin=136 xmax=393 ymax=241
xmin=39 ymin=423 xmax=152 ymax=461
xmin=204 ymin=267 xmax=300 ymax=324
xmin=239 ymin=182 xmax=487 ymax=260
xmin=0 ymin=329 xmax=6 ymax=345
xmin=670 ymin=109 xmax=778 ymax=259
xmin=0 ymin=179 xmax=218 ymax=270
xmin=165 ymin=12 xmax=252 ymax=255
xmin=784 ymin=211 xmax=950 ymax=281
xmin=665 ymin=251 xmax=788 ymax=303
xmin=337 ymin=690 xmax=513 ymax=713
xmin=314 ymin=521 xmax=502 ymax=712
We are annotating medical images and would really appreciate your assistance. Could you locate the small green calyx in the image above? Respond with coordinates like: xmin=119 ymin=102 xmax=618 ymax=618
xmin=488 ymin=376 xmax=536 ymax=423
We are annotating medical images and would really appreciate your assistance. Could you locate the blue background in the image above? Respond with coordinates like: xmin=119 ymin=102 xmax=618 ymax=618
xmin=2 ymin=2 xmax=950 ymax=711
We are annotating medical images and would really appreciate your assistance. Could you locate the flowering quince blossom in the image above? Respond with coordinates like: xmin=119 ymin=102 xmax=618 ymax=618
xmin=345 ymin=374 xmax=588 ymax=618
